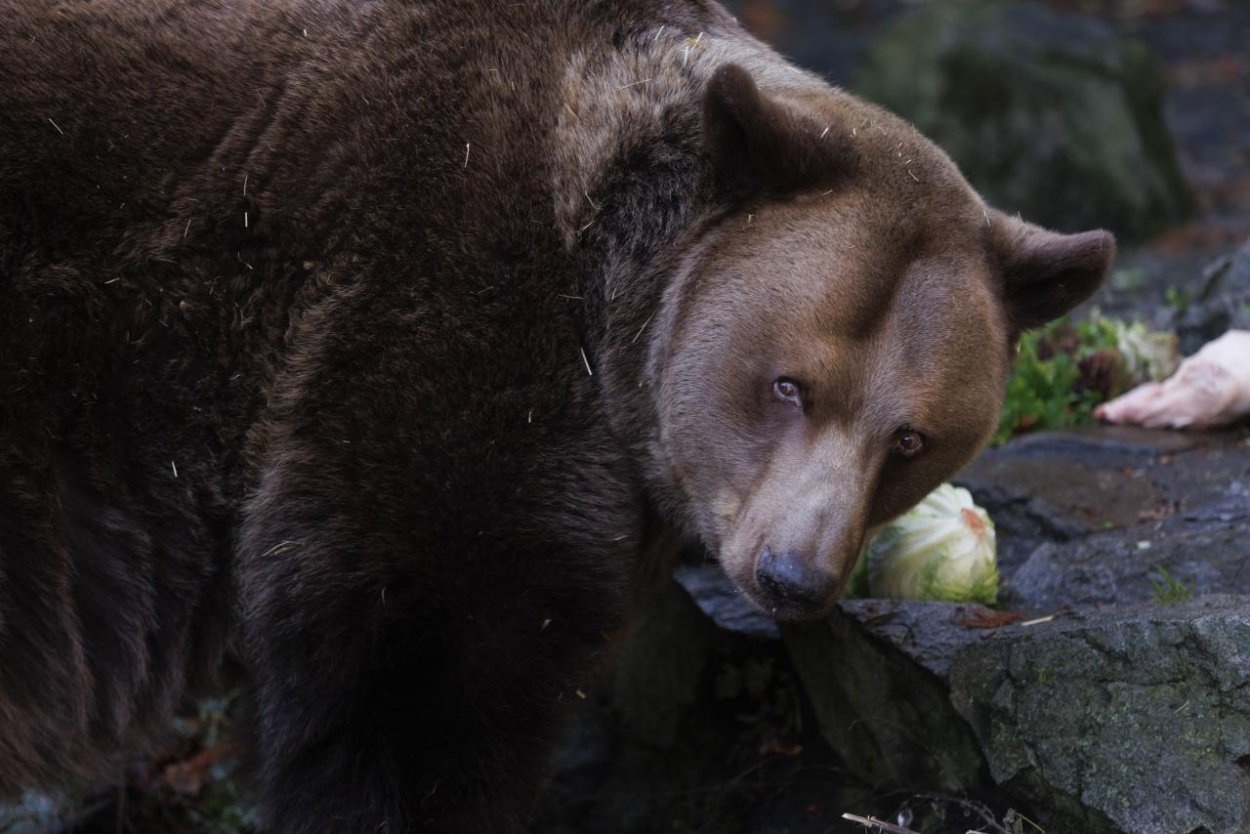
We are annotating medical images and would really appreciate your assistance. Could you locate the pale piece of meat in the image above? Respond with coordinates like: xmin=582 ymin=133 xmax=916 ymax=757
xmin=1094 ymin=330 xmax=1250 ymax=429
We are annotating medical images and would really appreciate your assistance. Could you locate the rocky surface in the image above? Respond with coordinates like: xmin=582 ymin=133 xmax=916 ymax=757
xmin=1171 ymin=237 xmax=1250 ymax=354
xmin=952 ymin=595 xmax=1250 ymax=834
xmin=781 ymin=426 xmax=1250 ymax=834
xmin=674 ymin=562 xmax=780 ymax=641
xmin=958 ymin=427 xmax=1250 ymax=603
xmin=1097 ymin=234 xmax=1250 ymax=360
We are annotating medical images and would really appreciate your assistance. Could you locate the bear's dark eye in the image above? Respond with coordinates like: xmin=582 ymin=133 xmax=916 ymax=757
xmin=772 ymin=377 xmax=803 ymax=407
xmin=892 ymin=428 xmax=925 ymax=458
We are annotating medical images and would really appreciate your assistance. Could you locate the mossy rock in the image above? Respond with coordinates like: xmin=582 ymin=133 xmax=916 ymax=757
xmin=854 ymin=1 xmax=1192 ymax=242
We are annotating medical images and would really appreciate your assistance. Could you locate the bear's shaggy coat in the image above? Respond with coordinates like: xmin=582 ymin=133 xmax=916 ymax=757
xmin=0 ymin=0 xmax=1111 ymax=831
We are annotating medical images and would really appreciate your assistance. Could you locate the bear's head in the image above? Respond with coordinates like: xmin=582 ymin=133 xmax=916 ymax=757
xmin=652 ymin=65 xmax=1113 ymax=620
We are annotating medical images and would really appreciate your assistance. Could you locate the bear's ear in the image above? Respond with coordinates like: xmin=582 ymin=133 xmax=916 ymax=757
xmin=989 ymin=210 xmax=1115 ymax=335
xmin=704 ymin=64 xmax=854 ymax=200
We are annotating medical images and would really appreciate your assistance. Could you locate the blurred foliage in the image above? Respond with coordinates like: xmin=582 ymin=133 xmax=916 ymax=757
xmin=996 ymin=313 xmax=1181 ymax=445
xmin=1150 ymin=567 xmax=1193 ymax=603
xmin=164 ymin=694 xmax=258 ymax=834
xmin=0 ymin=692 xmax=256 ymax=834
xmin=995 ymin=317 xmax=1123 ymax=445
xmin=854 ymin=1 xmax=1192 ymax=241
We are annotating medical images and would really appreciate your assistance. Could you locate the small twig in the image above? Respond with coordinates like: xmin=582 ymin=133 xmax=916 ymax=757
xmin=916 ymin=793 xmax=1011 ymax=834
xmin=1020 ymin=614 xmax=1057 ymax=627
xmin=1005 ymin=809 xmax=1046 ymax=833
xmin=841 ymin=813 xmax=922 ymax=834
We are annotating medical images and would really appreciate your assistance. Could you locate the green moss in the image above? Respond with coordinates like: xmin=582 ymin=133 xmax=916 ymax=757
xmin=1150 ymin=568 xmax=1192 ymax=604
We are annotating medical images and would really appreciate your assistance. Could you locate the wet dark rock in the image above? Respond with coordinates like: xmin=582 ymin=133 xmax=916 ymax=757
xmin=778 ymin=427 xmax=1250 ymax=834
xmin=786 ymin=593 xmax=1250 ymax=834
xmin=783 ymin=604 xmax=992 ymax=794
xmin=955 ymin=425 xmax=1249 ymax=589
xmin=1006 ymin=514 xmax=1250 ymax=612
xmin=853 ymin=1 xmax=1192 ymax=241
xmin=1173 ymin=236 xmax=1250 ymax=354
xmin=951 ymin=596 xmax=1250 ymax=834
xmin=649 ymin=426 xmax=1250 ymax=832
xmin=673 ymin=562 xmax=780 ymax=640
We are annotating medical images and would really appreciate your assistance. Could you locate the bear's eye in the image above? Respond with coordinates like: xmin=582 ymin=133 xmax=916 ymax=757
xmin=772 ymin=377 xmax=803 ymax=407
xmin=892 ymin=428 xmax=925 ymax=458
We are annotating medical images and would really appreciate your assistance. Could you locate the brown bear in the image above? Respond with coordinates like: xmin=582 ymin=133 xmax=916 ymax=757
xmin=0 ymin=0 xmax=1112 ymax=831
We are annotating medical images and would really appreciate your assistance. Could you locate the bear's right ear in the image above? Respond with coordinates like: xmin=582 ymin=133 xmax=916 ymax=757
xmin=989 ymin=210 xmax=1115 ymax=336
xmin=704 ymin=64 xmax=854 ymax=200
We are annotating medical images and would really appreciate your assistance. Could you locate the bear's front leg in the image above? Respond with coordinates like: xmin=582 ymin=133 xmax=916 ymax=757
xmin=238 ymin=347 xmax=639 ymax=833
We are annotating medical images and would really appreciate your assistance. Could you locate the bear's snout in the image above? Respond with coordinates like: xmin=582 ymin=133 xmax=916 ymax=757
xmin=754 ymin=546 xmax=838 ymax=618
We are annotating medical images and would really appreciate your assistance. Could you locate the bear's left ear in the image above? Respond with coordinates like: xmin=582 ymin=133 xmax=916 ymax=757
xmin=989 ymin=210 xmax=1115 ymax=334
xmin=704 ymin=64 xmax=855 ymax=200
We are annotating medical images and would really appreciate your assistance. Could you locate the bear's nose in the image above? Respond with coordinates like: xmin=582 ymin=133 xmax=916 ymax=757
xmin=754 ymin=547 xmax=837 ymax=614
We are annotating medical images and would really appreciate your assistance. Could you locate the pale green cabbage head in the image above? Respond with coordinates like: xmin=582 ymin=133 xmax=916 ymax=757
xmin=865 ymin=483 xmax=998 ymax=604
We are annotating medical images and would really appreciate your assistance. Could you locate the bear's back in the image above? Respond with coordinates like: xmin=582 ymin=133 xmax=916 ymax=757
xmin=0 ymin=0 xmax=655 ymax=795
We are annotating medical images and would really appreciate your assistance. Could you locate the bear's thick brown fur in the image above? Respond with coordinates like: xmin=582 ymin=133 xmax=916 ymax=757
xmin=0 ymin=1 xmax=1112 ymax=831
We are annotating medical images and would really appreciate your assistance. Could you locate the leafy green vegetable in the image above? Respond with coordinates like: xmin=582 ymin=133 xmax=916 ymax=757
xmin=994 ymin=315 xmax=1177 ymax=445
xmin=995 ymin=319 xmax=1104 ymax=444
xmin=864 ymin=484 xmax=999 ymax=605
